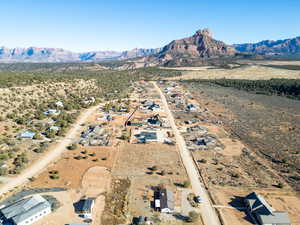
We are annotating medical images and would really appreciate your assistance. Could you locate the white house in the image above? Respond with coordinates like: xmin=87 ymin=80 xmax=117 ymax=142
xmin=0 ymin=195 xmax=51 ymax=225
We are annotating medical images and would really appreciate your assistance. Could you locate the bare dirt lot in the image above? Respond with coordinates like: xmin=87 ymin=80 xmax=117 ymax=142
xmin=28 ymin=145 xmax=116 ymax=189
xmin=106 ymin=141 xmax=190 ymax=225
xmin=113 ymin=143 xmax=186 ymax=181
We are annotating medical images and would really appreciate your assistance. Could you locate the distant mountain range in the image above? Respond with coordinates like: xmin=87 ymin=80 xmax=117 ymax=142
xmin=0 ymin=30 xmax=299 ymax=64
xmin=234 ymin=36 xmax=300 ymax=55
xmin=0 ymin=46 xmax=161 ymax=63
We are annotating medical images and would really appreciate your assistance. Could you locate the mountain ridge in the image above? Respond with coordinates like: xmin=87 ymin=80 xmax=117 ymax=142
xmin=0 ymin=46 xmax=161 ymax=63
xmin=233 ymin=36 xmax=300 ymax=55
xmin=1 ymin=29 xmax=300 ymax=64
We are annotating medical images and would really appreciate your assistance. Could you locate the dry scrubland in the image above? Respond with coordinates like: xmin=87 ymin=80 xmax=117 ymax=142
xmin=157 ymin=80 xmax=300 ymax=225
xmin=185 ymin=82 xmax=300 ymax=192
xmin=0 ymin=79 xmax=100 ymax=176
xmin=182 ymin=82 xmax=300 ymax=225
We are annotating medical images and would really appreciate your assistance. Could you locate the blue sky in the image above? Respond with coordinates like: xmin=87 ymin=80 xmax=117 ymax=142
xmin=0 ymin=0 xmax=299 ymax=52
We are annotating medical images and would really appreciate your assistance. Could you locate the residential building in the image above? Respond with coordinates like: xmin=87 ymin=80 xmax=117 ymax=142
xmin=49 ymin=126 xmax=60 ymax=131
xmin=137 ymin=131 xmax=158 ymax=143
xmin=0 ymin=195 xmax=51 ymax=225
xmin=245 ymin=192 xmax=291 ymax=225
xmin=154 ymin=189 xmax=174 ymax=213
xmin=74 ymin=198 xmax=95 ymax=218
xmin=186 ymin=104 xmax=198 ymax=111
xmin=147 ymin=114 xmax=163 ymax=127
xmin=17 ymin=130 xmax=36 ymax=139
xmin=43 ymin=109 xmax=60 ymax=116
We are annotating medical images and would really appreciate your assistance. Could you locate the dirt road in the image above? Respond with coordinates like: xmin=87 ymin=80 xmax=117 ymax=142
xmin=153 ymin=82 xmax=221 ymax=225
xmin=0 ymin=104 xmax=100 ymax=196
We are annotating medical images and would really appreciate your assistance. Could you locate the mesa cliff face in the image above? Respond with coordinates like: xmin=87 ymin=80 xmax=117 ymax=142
xmin=152 ymin=28 xmax=236 ymax=66
xmin=159 ymin=29 xmax=235 ymax=57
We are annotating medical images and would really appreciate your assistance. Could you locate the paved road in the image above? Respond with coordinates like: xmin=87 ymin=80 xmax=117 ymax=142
xmin=0 ymin=104 xmax=100 ymax=196
xmin=153 ymin=82 xmax=221 ymax=225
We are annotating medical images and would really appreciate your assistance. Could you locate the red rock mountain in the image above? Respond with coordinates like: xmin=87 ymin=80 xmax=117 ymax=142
xmin=156 ymin=28 xmax=236 ymax=64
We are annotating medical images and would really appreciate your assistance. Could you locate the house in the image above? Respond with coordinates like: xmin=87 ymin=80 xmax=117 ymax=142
xmin=49 ymin=126 xmax=60 ymax=131
xmin=147 ymin=114 xmax=163 ymax=127
xmin=43 ymin=109 xmax=60 ymax=116
xmin=187 ymin=125 xmax=208 ymax=135
xmin=244 ymin=192 xmax=291 ymax=225
xmin=74 ymin=198 xmax=95 ymax=217
xmin=186 ymin=104 xmax=198 ymax=111
xmin=0 ymin=195 xmax=51 ymax=225
xmin=192 ymin=136 xmax=216 ymax=147
xmin=136 ymin=131 xmax=158 ymax=143
xmin=154 ymin=189 xmax=174 ymax=213
xmin=143 ymin=103 xmax=160 ymax=112
xmin=18 ymin=130 xmax=36 ymax=139
xmin=170 ymin=93 xmax=182 ymax=98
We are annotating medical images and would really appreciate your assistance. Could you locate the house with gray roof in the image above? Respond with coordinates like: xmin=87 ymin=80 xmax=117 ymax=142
xmin=245 ymin=192 xmax=291 ymax=225
xmin=154 ymin=189 xmax=174 ymax=214
xmin=0 ymin=194 xmax=51 ymax=225
xmin=74 ymin=198 xmax=95 ymax=218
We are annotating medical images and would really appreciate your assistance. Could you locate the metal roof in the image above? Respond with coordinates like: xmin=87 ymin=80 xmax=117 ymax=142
xmin=139 ymin=131 xmax=157 ymax=140
xmin=257 ymin=212 xmax=291 ymax=224
xmin=75 ymin=198 xmax=95 ymax=213
xmin=159 ymin=189 xmax=174 ymax=210
xmin=245 ymin=192 xmax=291 ymax=224
xmin=0 ymin=195 xmax=51 ymax=224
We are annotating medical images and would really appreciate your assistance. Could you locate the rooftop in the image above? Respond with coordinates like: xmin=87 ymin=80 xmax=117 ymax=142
xmin=245 ymin=192 xmax=291 ymax=224
xmin=0 ymin=195 xmax=51 ymax=224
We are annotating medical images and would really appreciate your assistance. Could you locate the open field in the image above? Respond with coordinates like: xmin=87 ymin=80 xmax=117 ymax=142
xmin=165 ymin=63 xmax=300 ymax=80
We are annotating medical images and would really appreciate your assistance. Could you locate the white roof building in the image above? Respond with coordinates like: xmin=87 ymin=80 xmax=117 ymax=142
xmin=0 ymin=195 xmax=51 ymax=225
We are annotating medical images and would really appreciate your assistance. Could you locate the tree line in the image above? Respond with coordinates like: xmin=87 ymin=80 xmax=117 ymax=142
xmin=185 ymin=78 xmax=300 ymax=100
